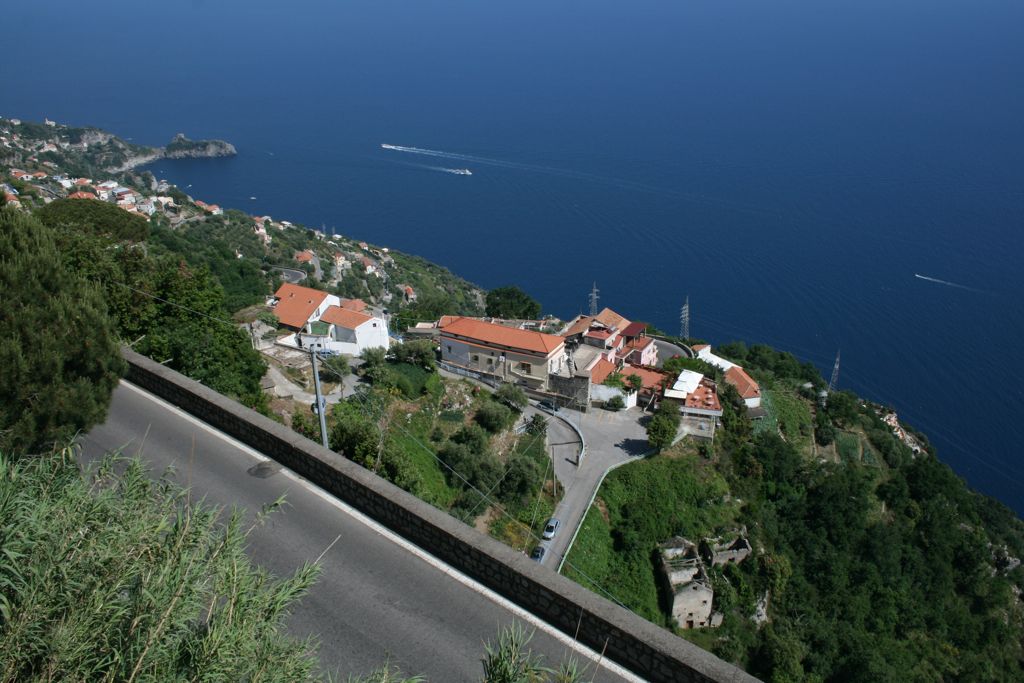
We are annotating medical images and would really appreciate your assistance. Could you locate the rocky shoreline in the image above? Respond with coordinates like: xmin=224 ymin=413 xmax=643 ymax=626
xmin=106 ymin=133 xmax=236 ymax=172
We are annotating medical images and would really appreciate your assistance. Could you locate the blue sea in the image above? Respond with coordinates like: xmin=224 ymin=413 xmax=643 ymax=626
xmin=7 ymin=0 xmax=1024 ymax=511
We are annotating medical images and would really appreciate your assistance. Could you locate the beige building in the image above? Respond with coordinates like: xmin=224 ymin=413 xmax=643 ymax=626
xmin=660 ymin=538 xmax=718 ymax=629
xmin=439 ymin=317 xmax=567 ymax=391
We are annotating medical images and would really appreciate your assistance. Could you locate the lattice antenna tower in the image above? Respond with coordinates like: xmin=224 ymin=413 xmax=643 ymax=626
xmin=680 ymin=296 xmax=690 ymax=340
xmin=828 ymin=349 xmax=841 ymax=394
xmin=589 ymin=282 xmax=600 ymax=317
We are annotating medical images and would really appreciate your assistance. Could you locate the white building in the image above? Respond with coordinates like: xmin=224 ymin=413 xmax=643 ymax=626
xmin=693 ymin=344 xmax=737 ymax=371
xmin=693 ymin=345 xmax=761 ymax=408
xmin=316 ymin=306 xmax=390 ymax=355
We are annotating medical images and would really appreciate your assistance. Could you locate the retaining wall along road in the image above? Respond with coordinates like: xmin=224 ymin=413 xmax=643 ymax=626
xmin=122 ymin=348 xmax=758 ymax=683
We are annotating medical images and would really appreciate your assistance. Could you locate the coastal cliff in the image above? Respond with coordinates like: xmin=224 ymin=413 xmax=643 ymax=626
xmin=106 ymin=134 xmax=236 ymax=172
xmin=163 ymin=133 xmax=236 ymax=160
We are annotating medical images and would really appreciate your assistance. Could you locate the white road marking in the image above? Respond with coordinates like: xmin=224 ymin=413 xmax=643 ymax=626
xmin=122 ymin=382 xmax=644 ymax=682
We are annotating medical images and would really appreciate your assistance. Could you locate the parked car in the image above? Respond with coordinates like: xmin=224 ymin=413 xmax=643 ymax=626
xmin=542 ymin=518 xmax=560 ymax=540
xmin=530 ymin=545 xmax=546 ymax=562
xmin=537 ymin=399 xmax=559 ymax=414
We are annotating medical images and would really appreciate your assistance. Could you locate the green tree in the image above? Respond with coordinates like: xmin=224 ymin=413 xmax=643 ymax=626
xmin=626 ymin=374 xmax=643 ymax=393
xmin=475 ymin=402 xmax=514 ymax=433
xmin=0 ymin=210 xmax=125 ymax=453
xmin=485 ymin=286 xmax=541 ymax=320
xmin=495 ymin=383 xmax=528 ymax=411
xmin=646 ymin=401 xmax=680 ymax=451
xmin=318 ymin=354 xmax=351 ymax=382
xmin=525 ymin=414 xmax=548 ymax=436
xmin=360 ymin=346 xmax=387 ymax=369
xmin=135 ymin=261 xmax=266 ymax=406
xmin=329 ymin=402 xmax=379 ymax=467
xmin=391 ymin=339 xmax=437 ymax=370
xmin=35 ymin=197 xmax=149 ymax=242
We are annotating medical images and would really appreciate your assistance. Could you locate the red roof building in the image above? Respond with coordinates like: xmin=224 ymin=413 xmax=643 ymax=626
xmin=440 ymin=317 xmax=567 ymax=390
xmin=340 ymin=298 xmax=367 ymax=312
xmin=320 ymin=305 xmax=372 ymax=330
xmin=272 ymin=283 xmax=331 ymax=330
xmin=724 ymin=366 xmax=762 ymax=408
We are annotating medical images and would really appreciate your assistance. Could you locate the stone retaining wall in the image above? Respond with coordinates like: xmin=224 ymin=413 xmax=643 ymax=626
xmin=122 ymin=348 xmax=758 ymax=683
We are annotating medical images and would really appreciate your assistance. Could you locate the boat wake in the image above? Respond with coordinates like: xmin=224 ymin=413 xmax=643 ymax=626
xmin=914 ymin=273 xmax=983 ymax=293
xmin=379 ymin=143 xmax=778 ymax=218
xmin=431 ymin=166 xmax=472 ymax=175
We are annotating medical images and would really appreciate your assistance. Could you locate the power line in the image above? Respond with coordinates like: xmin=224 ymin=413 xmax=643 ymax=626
xmin=108 ymin=280 xmax=245 ymax=330
xmin=334 ymin=365 xmax=632 ymax=609
xmin=679 ymin=296 xmax=689 ymax=340
xmin=107 ymin=278 xmax=634 ymax=610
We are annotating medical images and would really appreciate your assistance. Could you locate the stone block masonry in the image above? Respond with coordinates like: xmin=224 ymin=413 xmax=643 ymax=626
xmin=122 ymin=347 xmax=760 ymax=683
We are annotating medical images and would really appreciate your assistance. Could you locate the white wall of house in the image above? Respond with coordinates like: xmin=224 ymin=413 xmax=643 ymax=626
xmin=743 ymin=395 xmax=761 ymax=409
xmin=440 ymin=337 xmax=565 ymax=389
xmin=301 ymin=294 xmax=341 ymax=332
xmin=590 ymin=384 xmax=638 ymax=409
xmin=696 ymin=346 xmax=737 ymax=372
xmin=671 ymin=582 xmax=714 ymax=629
xmin=329 ymin=317 xmax=390 ymax=355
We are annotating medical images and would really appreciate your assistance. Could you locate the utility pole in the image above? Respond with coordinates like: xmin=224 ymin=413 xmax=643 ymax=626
xmin=589 ymin=282 xmax=599 ymax=317
xmin=680 ymin=296 xmax=690 ymax=340
xmin=310 ymin=349 xmax=329 ymax=449
xmin=828 ymin=349 xmax=841 ymax=395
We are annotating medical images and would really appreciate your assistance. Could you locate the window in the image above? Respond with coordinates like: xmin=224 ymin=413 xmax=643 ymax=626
xmin=519 ymin=362 xmax=531 ymax=375
xmin=487 ymin=358 xmax=493 ymax=365
xmin=447 ymin=345 xmax=452 ymax=353
xmin=472 ymin=354 xmax=479 ymax=363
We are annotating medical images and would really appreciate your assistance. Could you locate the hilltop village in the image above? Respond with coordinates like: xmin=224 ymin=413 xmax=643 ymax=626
xmin=6 ymin=115 xmax=1024 ymax=682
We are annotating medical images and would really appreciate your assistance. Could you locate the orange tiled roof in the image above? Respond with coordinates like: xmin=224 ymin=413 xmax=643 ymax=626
xmin=624 ymin=336 xmax=654 ymax=353
xmin=590 ymin=359 xmax=618 ymax=384
xmin=725 ymin=366 xmax=761 ymax=400
xmin=621 ymin=321 xmax=646 ymax=337
xmin=272 ymin=283 xmax=329 ymax=329
xmin=623 ymin=364 xmax=669 ymax=392
xmin=295 ymin=250 xmax=314 ymax=263
xmin=320 ymin=305 xmax=372 ymax=330
xmin=441 ymin=317 xmax=564 ymax=356
xmin=691 ymin=344 xmax=710 ymax=352
xmin=562 ymin=315 xmax=594 ymax=338
xmin=594 ymin=307 xmax=629 ymax=332
xmin=340 ymin=298 xmax=367 ymax=312
xmin=684 ymin=381 xmax=721 ymax=412
xmin=68 ymin=191 xmax=97 ymax=200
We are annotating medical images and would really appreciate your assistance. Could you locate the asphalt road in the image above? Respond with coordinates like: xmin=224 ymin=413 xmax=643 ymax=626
xmin=81 ymin=383 xmax=639 ymax=683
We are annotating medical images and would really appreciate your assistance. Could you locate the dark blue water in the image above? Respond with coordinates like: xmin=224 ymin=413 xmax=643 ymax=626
xmin=8 ymin=0 xmax=1024 ymax=511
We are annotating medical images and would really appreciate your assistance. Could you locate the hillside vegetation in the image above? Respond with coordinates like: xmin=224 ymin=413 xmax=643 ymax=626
xmin=567 ymin=342 xmax=1024 ymax=682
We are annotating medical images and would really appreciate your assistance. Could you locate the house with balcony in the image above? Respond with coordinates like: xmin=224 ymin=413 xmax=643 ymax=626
xmin=440 ymin=317 xmax=567 ymax=391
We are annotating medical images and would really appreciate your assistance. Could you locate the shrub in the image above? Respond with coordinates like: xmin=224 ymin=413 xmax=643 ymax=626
xmin=606 ymin=395 xmax=626 ymax=412
xmin=475 ymin=401 xmax=514 ymax=433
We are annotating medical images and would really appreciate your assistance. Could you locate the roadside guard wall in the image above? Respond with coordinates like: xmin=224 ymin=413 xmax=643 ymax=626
xmin=122 ymin=348 xmax=759 ymax=683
